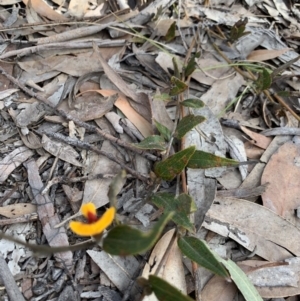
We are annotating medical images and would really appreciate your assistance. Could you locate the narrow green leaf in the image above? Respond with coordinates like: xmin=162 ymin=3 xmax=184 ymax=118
xmin=187 ymin=150 xmax=239 ymax=169
xmin=151 ymin=192 xmax=194 ymax=232
xmin=184 ymin=52 xmax=200 ymax=78
xmin=175 ymin=115 xmax=206 ymax=139
xmin=178 ymin=236 xmax=229 ymax=278
xmin=172 ymin=58 xmax=181 ymax=79
xmin=154 ymin=146 xmax=196 ymax=180
xmin=103 ymin=212 xmax=174 ymax=256
xmin=255 ymin=68 xmax=272 ymax=91
xmin=220 ymin=259 xmax=263 ymax=301
xmin=165 ymin=21 xmax=176 ymax=42
xmin=176 ymin=193 xmax=193 ymax=215
xmin=181 ymin=98 xmax=204 ymax=108
xmin=154 ymin=119 xmax=172 ymax=141
xmin=170 ymin=76 xmax=188 ymax=96
xmin=149 ymin=275 xmax=194 ymax=301
xmin=276 ymin=90 xmax=290 ymax=97
xmin=134 ymin=135 xmax=166 ymax=151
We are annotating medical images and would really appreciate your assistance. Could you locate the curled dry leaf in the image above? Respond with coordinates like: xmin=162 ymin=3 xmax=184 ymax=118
xmin=42 ymin=134 xmax=82 ymax=167
xmin=240 ymin=126 xmax=272 ymax=150
xmin=0 ymin=146 xmax=34 ymax=183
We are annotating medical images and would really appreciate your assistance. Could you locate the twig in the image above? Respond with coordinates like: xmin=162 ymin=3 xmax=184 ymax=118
xmin=0 ymin=66 xmax=159 ymax=163
xmin=42 ymin=173 xmax=121 ymax=195
xmin=0 ymin=255 xmax=26 ymax=301
xmin=41 ymin=131 xmax=149 ymax=182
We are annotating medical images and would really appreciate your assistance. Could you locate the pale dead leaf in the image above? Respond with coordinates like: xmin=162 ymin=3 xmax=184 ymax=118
xmin=68 ymin=0 xmax=90 ymax=18
xmin=82 ymin=140 xmax=123 ymax=209
xmin=0 ymin=203 xmax=36 ymax=218
xmin=261 ymin=141 xmax=300 ymax=221
xmin=247 ymin=48 xmax=291 ymax=61
xmin=42 ymin=134 xmax=82 ymax=167
xmin=240 ymin=259 xmax=300 ymax=298
xmin=0 ymin=146 xmax=34 ymax=183
xmin=0 ymin=88 xmax=18 ymax=100
xmin=114 ymin=95 xmax=153 ymax=138
xmin=241 ymin=126 xmax=272 ymax=149
xmin=87 ymin=250 xmax=140 ymax=298
xmin=22 ymin=0 xmax=68 ymax=21
xmin=204 ymin=197 xmax=300 ymax=261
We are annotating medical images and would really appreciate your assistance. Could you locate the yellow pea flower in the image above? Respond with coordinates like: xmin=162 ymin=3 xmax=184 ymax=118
xmin=70 ymin=203 xmax=115 ymax=237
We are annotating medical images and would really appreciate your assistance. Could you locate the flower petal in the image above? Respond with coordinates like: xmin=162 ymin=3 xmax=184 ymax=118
xmin=70 ymin=207 xmax=116 ymax=236
xmin=81 ymin=202 xmax=97 ymax=219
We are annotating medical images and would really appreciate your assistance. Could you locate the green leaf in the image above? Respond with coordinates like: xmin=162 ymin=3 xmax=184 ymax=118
xmin=220 ymin=259 xmax=263 ymax=301
xmin=103 ymin=212 xmax=174 ymax=255
xmin=172 ymin=58 xmax=181 ymax=79
xmin=170 ymin=76 xmax=188 ymax=96
xmin=154 ymin=146 xmax=196 ymax=180
xmin=134 ymin=135 xmax=166 ymax=151
xmin=148 ymin=275 xmax=194 ymax=301
xmin=153 ymin=93 xmax=171 ymax=101
xmin=255 ymin=68 xmax=272 ymax=91
xmin=176 ymin=193 xmax=194 ymax=215
xmin=154 ymin=119 xmax=172 ymax=141
xmin=178 ymin=236 xmax=230 ymax=278
xmin=151 ymin=192 xmax=194 ymax=232
xmin=229 ymin=18 xmax=250 ymax=43
xmin=187 ymin=150 xmax=239 ymax=169
xmin=276 ymin=90 xmax=290 ymax=97
xmin=181 ymin=98 xmax=204 ymax=108
xmin=175 ymin=115 xmax=206 ymax=139
xmin=184 ymin=52 xmax=200 ymax=78
xmin=108 ymin=170 xmax=127 ymax=207
xmin=165 ymin=21 xmax=176 ymax=42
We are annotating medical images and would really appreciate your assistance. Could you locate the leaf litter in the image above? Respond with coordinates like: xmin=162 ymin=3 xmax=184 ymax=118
xmin=0 ymin=0 xmax=300 ymax=300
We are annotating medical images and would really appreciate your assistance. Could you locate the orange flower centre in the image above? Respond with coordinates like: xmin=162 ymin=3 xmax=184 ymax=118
xmin=87 ymin=211 xmax=98 ymax=223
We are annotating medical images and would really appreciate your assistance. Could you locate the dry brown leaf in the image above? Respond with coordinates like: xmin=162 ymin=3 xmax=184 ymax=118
xmin=261 ymin=141 xmax=300 ymax=221
xmin=93 ymin=43 xmax=152 ymax=123
xmin=241 ymin=126 xmax=272 ymax=149
xmin=0 ymin=203 xmax=36 ymax=218
xmin=68 ymin=0 xmax=90 ymax=18
xmin=244 ymin=141 xmax=264 ymax=159
xmin=22 ymin=0 xmax=68 ymax=21
xmin=247 ymin=48 xmax=291 ymax=61
xmin=82 ymin=140 xmax=123 ymax=209
xmin=152 ymin=92 xmax=174 ymax=132
xmin=202 ymin=275 xmax=237 ymax=301
xmin=142 ymin=229 xmax=186 ymax=301
xmin=114 ymin=95 xmax=153 ymax=138
xmin=204 ymin=197 xmax=300 ymax=261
